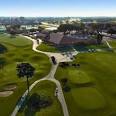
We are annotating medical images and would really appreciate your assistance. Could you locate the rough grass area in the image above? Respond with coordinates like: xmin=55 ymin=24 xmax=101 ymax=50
xmin=55 ymin=51 xmax=116 ymax=116
xmin=17 ymin=81 xmax=63 ymax=116
xmin=0 ymin=34 xmax=51 ymax=116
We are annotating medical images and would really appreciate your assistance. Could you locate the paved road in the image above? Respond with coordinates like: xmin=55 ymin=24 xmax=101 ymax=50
xmin=11 ymin=78 xmax=46 ymax=116
xmin=11 ymin=35 xmax=75 ymax=116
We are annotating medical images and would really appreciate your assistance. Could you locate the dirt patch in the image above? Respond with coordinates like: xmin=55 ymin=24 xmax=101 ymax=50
xmin=0 ymin=91 xmax=13 ymax=97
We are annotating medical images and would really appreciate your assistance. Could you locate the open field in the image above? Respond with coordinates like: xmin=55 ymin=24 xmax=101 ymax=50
xmin=55 ymin=51 xmax=116 ymax=116
xmin=0 ymin=34 xmax=51 ymax=116
xmin=17 ymin=81 xmax=63 ymax=116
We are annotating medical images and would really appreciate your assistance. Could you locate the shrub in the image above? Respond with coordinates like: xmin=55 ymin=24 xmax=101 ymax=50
xmin=0 ymin=44 xmax=7 ymax=54
xmin=27 ymin=93 xmax=53 ymax=112
xmin=63 ymin=85 xmax=71 ymax=92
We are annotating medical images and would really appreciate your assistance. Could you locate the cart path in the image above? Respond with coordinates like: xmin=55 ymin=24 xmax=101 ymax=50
xmin=11 ymin=35 xmax=79 ymax=116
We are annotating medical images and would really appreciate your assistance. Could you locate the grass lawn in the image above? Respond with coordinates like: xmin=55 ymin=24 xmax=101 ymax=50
xmin=72 ymin=87 xmax=106 ymax=110
xmin=55 ymin=51 xmax=116 ymax=116
xmin=108 ymin=40 xmax=116 ymax=49
xmin=37 ymin=42 xmax=59 ymax=52
xmin=37 ymin=43 xmax=109 ymax=53
xmin=17 ymin=81 xmax=63 ymax=116
xmin=0 ymin=34 xmax=51 ymax=116
xmin=73 ymin=43 xmax=109 ymax=52
xmin=86 ymin=44 xmax=109 ymax=49
xmin=0 ymin=34 xmax=32 ymax=47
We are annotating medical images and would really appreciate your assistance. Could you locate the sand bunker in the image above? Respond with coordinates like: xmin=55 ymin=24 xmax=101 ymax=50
xmin=0 ymin=91 xmax=13 ymax=97
xmin=4 ymin=85 xmax=17 ymax=91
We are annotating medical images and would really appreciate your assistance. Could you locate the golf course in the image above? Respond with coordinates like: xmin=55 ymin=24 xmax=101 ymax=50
xmin=55 ymin=51 xmax=116 ymax=116
xmin=17 ymin=81 xmax=63 ymax=116
xmin=0 ymin=33 xmax=116 ymax=116
xmin=0 ymin=34 xmax=51 ymax=116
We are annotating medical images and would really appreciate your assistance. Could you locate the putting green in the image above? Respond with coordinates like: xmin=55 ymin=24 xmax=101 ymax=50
xmin=71 ymin=87 xmax=106 ymax=110
xmin=68 ymin=69 xmax=93 ymax=84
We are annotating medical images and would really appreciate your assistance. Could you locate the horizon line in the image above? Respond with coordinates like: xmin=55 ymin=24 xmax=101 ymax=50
xmin=0 ymin=16 xmax=116 ymax=18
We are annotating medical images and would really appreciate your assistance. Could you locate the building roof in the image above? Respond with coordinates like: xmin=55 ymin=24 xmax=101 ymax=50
xmin=49 ymin=32 xmax=64 ymax=44
xmin=49 ymin=32 xmax=97 ymax=45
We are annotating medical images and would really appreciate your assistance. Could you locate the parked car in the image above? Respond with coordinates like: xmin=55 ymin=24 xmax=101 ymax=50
xmin=51 ymin=56 xmax=57 ymax=65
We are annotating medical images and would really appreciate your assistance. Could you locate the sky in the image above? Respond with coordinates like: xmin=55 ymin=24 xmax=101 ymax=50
xmin=0 ymin=0 xmax=116 ymax=17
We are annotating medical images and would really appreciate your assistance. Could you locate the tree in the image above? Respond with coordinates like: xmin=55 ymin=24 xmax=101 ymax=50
xmin=58 ymin=24 xmax=67 ymax=33
xmin=38 ymin=26 xmax=44 ymax=32
xmin=107 ymin=28 xmax=116 ymax=35
xmin=61 ymin=78 xmax=68 ymax=86
xmin=96 ymin=33 xmax=103 ymax=45
xmin=58 ymin=23 xmax=85 ymax=34
xmin=21 ymin=27 xmax=27 ymax=34
xmin=5 ymin=24 xmax=21 ymax=37
xmin=0 ymin=44 xmax=7 ymax=54
xmin=29 ymin=28 xmax=37 ymax=32
xmin=26 ymin=93 xmax=53 ymax=114
xmin=80 ymin=23 xmax=85 ymax=31
xmin=90 ymin=23 xmax=104 ymax=33
xmin=16 ymin=63 xmax=35 ymax=94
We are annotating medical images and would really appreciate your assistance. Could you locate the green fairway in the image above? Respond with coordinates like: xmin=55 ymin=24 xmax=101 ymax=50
xmin=0 ymin=34 xmax=32 ymax=47
xmin=17 ymin=81 xmax=63 ymax=116
xmin=55 ymin=51 xmax=116 ymax=116
xmin=0 ymin=34 xmax=51 ymax=116
xmin=72 ymin=87 xmax=106 ymax=110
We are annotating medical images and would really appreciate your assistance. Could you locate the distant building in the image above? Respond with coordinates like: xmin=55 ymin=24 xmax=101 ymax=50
xmin=60 ymin=35 xmax=97 ymax=45
xmin=68 ymin=18 xmax=81 ymax=23
xmin=0 ymin=25 xmax=6 ymax=32
xmin=49 ymin=32 xmax=64 ymax=44
xmin=27 ymin=30 xmax=50 ymax=39
xmin=48 ymin=32 xmax=98 ymax=45
xmin=62 ymin=18 xmax=81 ymax=24
xmin=20 ymin=25 xmax=38 ymax=30
xmin=36 ymin=32 xmax=47 ymax=39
